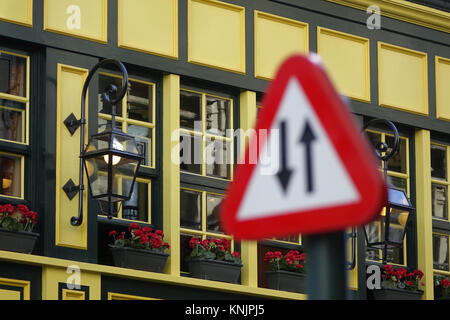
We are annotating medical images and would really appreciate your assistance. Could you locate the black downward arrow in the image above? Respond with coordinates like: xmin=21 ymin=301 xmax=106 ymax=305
xmin=299 ymin=120 xmax=317 ymax=193
xmin=276 ymin=120 xmax=293 ymax=193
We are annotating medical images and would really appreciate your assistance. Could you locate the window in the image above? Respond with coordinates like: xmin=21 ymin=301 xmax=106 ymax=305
xmin=97 ymin=72 xmax=157 ymax=224
xmin=430 ymin=141 xmax=450 ymax=299
xmin=0 ymin=49 xmax=29 ymax=200
xmin=365 ymin=129 xmax=410 ymax=265
xmin=179 ymin=89 xmax=233 ymax=180
xmin=179 ymin=85 xmax=237 ymax=276
xmin=179 ymin=187 xmax=235 ymax=273
xmin=431 ymin=143 xmax=450 ymax=221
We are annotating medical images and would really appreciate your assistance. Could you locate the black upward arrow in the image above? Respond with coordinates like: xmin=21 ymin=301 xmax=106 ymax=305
xmin=276 ymin=120 xmax=293 ymax=193
xmin=299 ymin=120 xmax=317 ymax=193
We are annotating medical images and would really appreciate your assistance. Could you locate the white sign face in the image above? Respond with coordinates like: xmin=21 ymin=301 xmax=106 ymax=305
xmin=237 ymin=77 xmax=360 ymax=221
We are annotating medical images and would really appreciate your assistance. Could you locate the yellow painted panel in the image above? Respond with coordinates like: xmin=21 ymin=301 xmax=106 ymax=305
xmin=317 ymin=27 xmax=370 ymax=102
xmin=108 ymin=292 xmax=158 ymax=300
xmin=44 ymin=0 xmax=107 ymax=43
xmin=0 ymin=289 xmax=21 ymax=300
xmin=62 ymin=289 xmax=85 ymax=300
xmin=378 ymin=42 xmax=428 ymax=115
xmin=188 ymin=0 xmax=245 ymax=73
xmin=0 ymin=0 xmax=32 ymax=26
xmin=436 ymin=57 xmax=450 ymax=121
xmin=118 ymin=0 xmax=178 ymax=59
xmin=42 ymin=266 xmax=100 ymax=300
xmin=55 ymin=64 xmax=88 ymax=249
xmin=255 ymin=11 xmax=308 ymax=80
xmin=0 ymin=278 xmax=30 ymax=300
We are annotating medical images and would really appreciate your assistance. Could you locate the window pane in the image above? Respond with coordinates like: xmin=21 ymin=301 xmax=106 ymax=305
xmin=206 ymin=96 xmax=230 ymax=137
xmin=98 ymin=117 xmax=122 ymax=132
xmin=433 ymin=234 xmax=449 ymax=271
xmin=180 ymin=189 xmax=202 ymax=230
xmin=180 ymin=133 xmax=202 ymax=175
xmin=389 ymin=176 xmax=407 ymax=193
xmin=128 ymin=80 xmax=153 ymax=123
xmin=387 ymin=136 xmax=407 ymax=174
xmin=0 ymin=52 xmax=27 ymax=97
xmin=128 ymin=125 xmax=152 ymax=167
xmin=205 ymin=138 xmax=231 ymax=179
xmin=0 ymin=154 xmax=21 ymax=197
xmin=98 ymin=74 xmax=123 ymax=117
xmin=206 ymin=194 xmax=223 ymax=232
xmin=122 ymin=180 xmax=149 ymax=222
xmin=365 ymin=131 xmax=382 ymax=166
xmin=431 ymin=145 xmax=446 ymax=180
xmin=180 ymin=90 xmax=202 ymax=131
xmin=180 ymin=233 xmax=193 ymax=273
xmin=386 ymin=247 xmax=404 ymax=265
xmin=432 ymin=184 xmax=448 ymax=220
xmin=0 ymin=107 xmax=24 ymax=143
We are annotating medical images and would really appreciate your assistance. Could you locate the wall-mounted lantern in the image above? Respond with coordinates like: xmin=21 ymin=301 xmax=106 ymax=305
xmin=62 ymin=59 xmax=143 ymax=226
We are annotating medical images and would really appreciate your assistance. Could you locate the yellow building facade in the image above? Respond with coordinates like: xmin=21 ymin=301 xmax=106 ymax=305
xmin=0 ymin=0 xmax=448 ymax=300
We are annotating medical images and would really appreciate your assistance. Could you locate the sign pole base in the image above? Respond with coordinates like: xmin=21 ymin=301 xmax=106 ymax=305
xmin=304 ymin=231 xmax=347 ymax=300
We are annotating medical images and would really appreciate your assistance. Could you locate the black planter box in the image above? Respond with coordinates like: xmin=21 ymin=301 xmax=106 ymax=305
xmin=110 ymin=247 xmax=169 ymax=273
xmin=265 ymin=270 xmax=307 ymax=294
xmin=370 ymin=287 xmax=423 ymax=300
xmin=187 ymin=259 xmax=242 ymax=284
xmin=0 ymin=228 xmax=39 ymax=254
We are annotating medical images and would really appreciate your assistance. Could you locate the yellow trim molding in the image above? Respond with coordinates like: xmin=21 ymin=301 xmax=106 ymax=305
xmin=0 ymin=277 xmax=30 ymax=300
xmin=0 ymin=250 xmax=307 ymax=300
xmin=327 ymin=0 xmax=450 ymax=33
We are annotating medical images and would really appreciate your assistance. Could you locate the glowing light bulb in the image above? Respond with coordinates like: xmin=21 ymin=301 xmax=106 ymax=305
xmin=104 ymin=138 xmax=123 ymax=165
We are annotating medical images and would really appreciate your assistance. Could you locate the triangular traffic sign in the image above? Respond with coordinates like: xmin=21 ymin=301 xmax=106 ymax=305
xmin=221 ymin=54 xmax=387 ymax=240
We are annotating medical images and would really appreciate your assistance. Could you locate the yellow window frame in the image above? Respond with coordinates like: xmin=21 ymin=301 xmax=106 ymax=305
xmin=98 ymin=72 xmax=156 ymax=169
xmin=0 ymin=49 xmax=30 ymax=145
xmin=180 ymin=186 xmax=234 ymax=248
xmin=0 ymin=151 xmax=25 ymax=200
xmin=180 ymin=88 xmax=234 ymax=181
xmin=430 ymin=142 xmax=450 ymax=223
xmin=432 ymin=232 xmax=450 ymax=276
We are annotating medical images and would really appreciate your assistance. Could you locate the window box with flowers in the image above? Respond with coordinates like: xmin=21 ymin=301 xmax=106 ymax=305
xmin=0 ymin=204 xmax=39 ymax=254
xmin=370 ymin=264 xmax=424 ymax=300
xmin=109 ymin=223 xmax=170 ymax=273
xmin=434 ymin=276 xmax=450 ymax=300
xmin=186 ymin=237 xmax=243 ymax=284
xmin=263 ymin=250 xmax=307 ymax=294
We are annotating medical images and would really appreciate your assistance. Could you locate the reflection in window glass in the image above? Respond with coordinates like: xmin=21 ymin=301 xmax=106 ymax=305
xmin=0 ymin=153 xmax=21 ymax=198
xmin=205 ymin=138 xmax=231 ymax=179
xmin=433 ymin=234 xmax=449 ymax=271
xmin=0 ymin=52 xmax=27 ymax=97
xmin=180 ymin=90 xmax=202 ymax=131
xmin=122 ymin=180 xmax=149 ymax=222
xmin=206 ymin=194 xmax=223 ymax=232
xmin=431 ymin=145 xmax=446 ymax=180
xmin=365 ymin=131 xmax=382 ymax=164
xmin=432 ymin=184 xmax=448 ymax=220
xmin=387 ymin=136 xmax=407 ymax=174
xmin=0 ymin=107 xmax=23 ymax=143
xmin=206 ymin=96 xmax=230 ymax=137
xmin=128 ymin=125 xmax=151 ymax=166
xmin=389 ymin=176 xmax=407 ymax=193
xmin=180 ymin=133 xmax=202 ymax=175
xmin=128 ymin=80 xmax=153 ymax=123
xmin=180 ymin=189 xmax=202 ymax=230
xmin=98 ymin=74 xmax=123 ymax=116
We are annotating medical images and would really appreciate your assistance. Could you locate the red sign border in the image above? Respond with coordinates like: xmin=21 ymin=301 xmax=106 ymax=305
xmin=220 ymin=54 xmax=387 ymax=240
